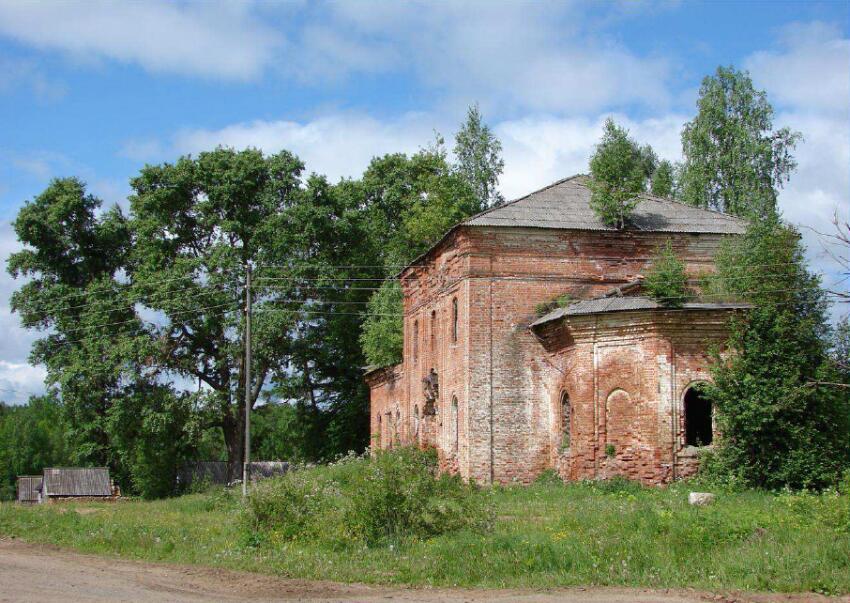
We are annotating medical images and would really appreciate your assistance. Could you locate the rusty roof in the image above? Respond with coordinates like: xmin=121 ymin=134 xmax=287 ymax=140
xmin=42 ymin=467 xmax=112 ymax=497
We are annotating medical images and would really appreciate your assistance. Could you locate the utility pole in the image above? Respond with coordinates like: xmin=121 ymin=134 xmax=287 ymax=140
xmin=242 ymin=263 xmax=252 ymax=497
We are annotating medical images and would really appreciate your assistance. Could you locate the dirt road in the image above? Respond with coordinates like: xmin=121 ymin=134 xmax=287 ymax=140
xmin=0 ymin=539 xmax=844 ymax=603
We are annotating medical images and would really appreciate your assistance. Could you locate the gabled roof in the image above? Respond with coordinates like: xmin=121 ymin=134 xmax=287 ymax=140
xmin=530 ymin=296 xmax=751 ymax=328
xmin=467 ymin=175 xmax=747 ymax=234
xmin=42 ymin=467 xmax=112 ymax=497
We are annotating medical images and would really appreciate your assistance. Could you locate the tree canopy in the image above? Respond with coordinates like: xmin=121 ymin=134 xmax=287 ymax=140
xmin=679 ymin=66 xmax=801 ymax=219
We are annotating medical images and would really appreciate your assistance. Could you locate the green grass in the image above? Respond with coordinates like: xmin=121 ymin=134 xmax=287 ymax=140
xmin=1 ymin=478 xmax=848 ymax=595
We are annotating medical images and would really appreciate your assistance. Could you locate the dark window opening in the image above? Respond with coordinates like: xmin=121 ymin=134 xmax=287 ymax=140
xmin=451 ymin=298 xmax=458 ymax=343
xmin=431 ymin=310 xmax=437 ymax=351
xmin=560 ymin=391 xmax=571 ymax=449
xmin=684 ymin=387 xmax=713 ymax=446
xmin=413 ymin=320 xmax=419 ymax=363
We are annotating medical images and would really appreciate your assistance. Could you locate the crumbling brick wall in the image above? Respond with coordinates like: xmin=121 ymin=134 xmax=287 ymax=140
xmin=368 ymin=225 xmax=734 ymax=485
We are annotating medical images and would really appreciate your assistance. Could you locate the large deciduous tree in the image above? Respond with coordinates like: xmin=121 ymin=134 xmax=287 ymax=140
xmin=128 ymin=148 xmax=304 ymax=473
xmin=679 ymin=66 xmax=801 ymax=219
xmin=6 ymin=178 xmax=138 ymax=475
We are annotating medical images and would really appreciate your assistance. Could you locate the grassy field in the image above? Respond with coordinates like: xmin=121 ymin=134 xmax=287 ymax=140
xmin=1 ymin=478 xmax=848 ymax=595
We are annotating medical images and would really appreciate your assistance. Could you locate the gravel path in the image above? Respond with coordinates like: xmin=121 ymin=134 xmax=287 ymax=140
xmin=0 ymin=539 xmax=844 ymax=603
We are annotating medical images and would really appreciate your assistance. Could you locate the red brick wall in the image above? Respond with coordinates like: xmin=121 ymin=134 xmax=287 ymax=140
xmin=368 ymin=225 xmax=735 ymax=484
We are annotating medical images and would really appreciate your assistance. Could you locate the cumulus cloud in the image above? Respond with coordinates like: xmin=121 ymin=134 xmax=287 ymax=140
xmin=294 ymin=2 xmax=673 ymax=113
xmin=746 ymin=21 xmax=850 ymax=115
xmin=170 ymin=113 xmax=445 ymax=183
xmin=0 ymin=0 xmax=282 ymax=81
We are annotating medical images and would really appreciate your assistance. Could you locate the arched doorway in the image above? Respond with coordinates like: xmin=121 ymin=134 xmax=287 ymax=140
xmin=684 ymin=386 xmax=713 ymax=446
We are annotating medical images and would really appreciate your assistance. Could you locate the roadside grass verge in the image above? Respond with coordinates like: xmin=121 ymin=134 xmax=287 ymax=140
xmin=1 ymin=465 xmax=848 ymax=595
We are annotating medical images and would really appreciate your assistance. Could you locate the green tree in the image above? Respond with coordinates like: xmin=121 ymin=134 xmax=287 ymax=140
xmin=454 ymin=103 xmax=505 ymax=210
xmin=359 ymin=148 xmax=478 ymax=369
xmin=6 ymin=178 xmax=135 ymax=474
xmin=128 ymin=148 xmax=305 ymax=473
xmin=0 ymin=394 xmax=71 ymax=500
xmin=679 ymin=66 xmax=802 ymax=219
xmin=361 ymin=281 xmax=404 ymax=367
xmin=650 ymin=160 xmax=675 ymax=198
xmin=703 ymin=218 xmax=850 ymax=489
xmin=643 ymin=241 xmax=690 ymax=308
xmin=588 ymin=118 xmax=646 ymax=229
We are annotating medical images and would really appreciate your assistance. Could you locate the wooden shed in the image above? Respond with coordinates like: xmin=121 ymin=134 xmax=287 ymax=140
xmin=16 ymin=475 xmax=42 ymax=504
xmin=41 ymin=467 xmax=116 ymax=502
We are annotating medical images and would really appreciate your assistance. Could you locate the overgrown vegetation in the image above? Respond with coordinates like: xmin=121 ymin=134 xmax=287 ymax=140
xmin=587 ymin=119 xmax=648 ymax=229
xmin=643 ymin=241 xmax=691 ymax=308
xmin=702 ymin=218 xmax=850 ymax=489
xmin=2 ymin=472 xmax=848 ymax=594
xmin=534 ymin=293 xmax=572 ymax=317
xmin=246 ymin=448 xmax=492 ymax=546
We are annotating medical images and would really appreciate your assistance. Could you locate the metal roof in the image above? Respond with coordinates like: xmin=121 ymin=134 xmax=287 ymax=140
xmin=42 ymin=467 xmax=112 ymax=497
xmin=16 ymin=476 xmax=42 ymax=503
xmin=466 ymin=175 xmax=747 ymax=234
xmin=530 ymin=297 xmax=752 ymax=327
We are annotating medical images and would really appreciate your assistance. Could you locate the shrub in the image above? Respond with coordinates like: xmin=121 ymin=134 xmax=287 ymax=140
xmin=245 ymin=447 xmax=493 ymax=547
xmin=643 ymin=241 xmax=690 ymax=308
xmin=534 ymin=294 xmax=572 ymax=317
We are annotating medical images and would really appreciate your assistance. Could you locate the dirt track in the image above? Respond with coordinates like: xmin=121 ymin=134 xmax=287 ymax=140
xmin=0 ymin=539 xmax=845 ymax=603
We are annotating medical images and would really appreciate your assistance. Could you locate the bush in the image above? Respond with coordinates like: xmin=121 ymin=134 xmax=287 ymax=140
xmin=245 ymin=447 xmax=493 ymax=547
xmin=643 ymin=241 xmax=690 ymax=308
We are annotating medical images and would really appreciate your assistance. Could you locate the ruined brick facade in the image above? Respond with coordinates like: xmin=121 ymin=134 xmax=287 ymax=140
xmin=365 ymin=176 xmax=747 ymax=485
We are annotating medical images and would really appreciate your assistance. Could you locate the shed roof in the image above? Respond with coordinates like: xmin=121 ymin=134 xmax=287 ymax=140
xmin=530 ymin=296 xmax=751 ymax=327
xmin=467 ymin=175 xmax=747 ymax=234
xmin=16 ymin=475 xmax=42 ymax=503
xmin=42 ymin=467 xmax=112 ymax=497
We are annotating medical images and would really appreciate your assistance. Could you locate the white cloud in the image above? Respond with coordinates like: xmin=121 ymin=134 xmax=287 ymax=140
xmin=171 ymin=113 xmax=444 ymax=183
xmin=743 ymin=21 xmax=850 ymax=317
xmin=0 ymin=1 xmax=282 ymax=81
xmin=0 ymin=361 xmax=46 ymax=406
xmin=286 ymin=2 xmax=673 ymax=113
xmin=746 ymin=21 xmax=850 ymax=115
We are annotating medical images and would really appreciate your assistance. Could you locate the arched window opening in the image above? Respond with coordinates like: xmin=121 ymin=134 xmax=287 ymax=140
xmin=376 ymin=414 xmax=382 ymax=449
xmin=413 ymin=405 xmax=420 ymax=439
xmin=451 ymin=396 xmax=459 ymax=452
xmin=560 ymin=391 xmax=571 ymax=450
xmin=395 ymin=410 xmax=401 ymax=446
xmin=451 ymin=298 xmax=458 ymax=343
xmin=684 ymin=386 xmax=713 ymax=447
xmin=413 ymin=320 xmax=419 ymax=363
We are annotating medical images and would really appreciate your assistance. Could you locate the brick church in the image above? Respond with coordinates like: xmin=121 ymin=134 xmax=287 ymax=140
xmin=365 ymin=175 xmax=748 ymax=485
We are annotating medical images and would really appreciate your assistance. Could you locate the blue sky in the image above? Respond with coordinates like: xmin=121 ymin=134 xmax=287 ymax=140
xmin=0 ymin=0 xmax=848 ymax=402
